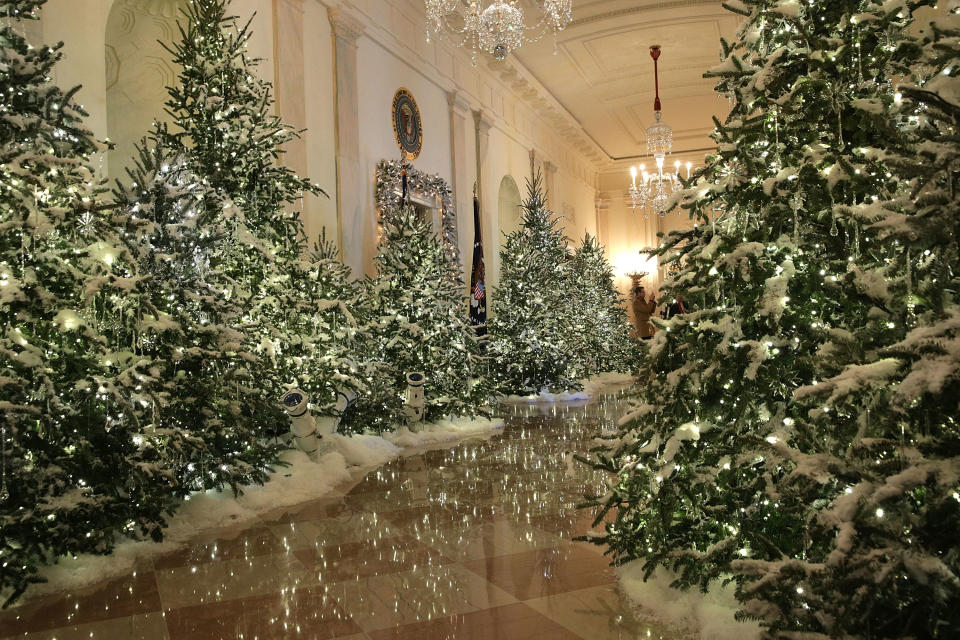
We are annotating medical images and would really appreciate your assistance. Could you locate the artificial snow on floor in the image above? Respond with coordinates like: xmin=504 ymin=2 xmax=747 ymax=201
xmin=18 ymin=416 xmax=503 ymax=603
xmin=616 ymin=563 xmax=762 ymax=640
xmin=500 ymin=371 xmax=635 ymax=404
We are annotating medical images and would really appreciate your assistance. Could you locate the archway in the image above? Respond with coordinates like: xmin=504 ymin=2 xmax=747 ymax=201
xmin=497 ymin=174 xmax=522 ymax=249
xmin=105 ymin=0 xmax=186 ymax=180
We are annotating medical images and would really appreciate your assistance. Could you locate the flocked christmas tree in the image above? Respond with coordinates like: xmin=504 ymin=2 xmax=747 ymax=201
xmin=279 ymin=230 xmax=382 ymax=436
xmin=569 ymin=233 xmax=638 ymax=377
xmin=488 ymin=175 xmax=580 ymax=394
xmin=0 ymin=0 xmax=178 ymax=604
xmin=161 ymin=0 xmax=368 ymax=424
xmin=735 ymin=7 xmax=960 ymax=637
xmin=163 ymin=0 xmax=319 ymax=243
xmin=111 ymin=131 xmax=282 ymax=496
xmin=580 ymin=0 xmax=956 ymax=637
xmin=348 ymin=205 xmax=490 ymax=430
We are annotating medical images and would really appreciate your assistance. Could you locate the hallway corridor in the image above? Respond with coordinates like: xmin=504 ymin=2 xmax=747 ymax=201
xmin=1 ymin=387 xmax=680 ymax=640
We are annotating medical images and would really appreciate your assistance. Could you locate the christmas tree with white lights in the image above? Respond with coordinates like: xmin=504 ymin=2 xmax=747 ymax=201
xmin=292 ymin=233 xmax=380 ymax=431
xmin=581 ymin=0 xmax=957 ymax=636
xmin=569 ymin=233 xmax=637 ymax=377
xmin=0 ymin=0 xmax=178 ymax=605
xmin=488 ymin=175 xmax=580 ymax=394
xmin=112 ymin=132 xmax=283 ymax=496
xmin=162 ymin=0 xmax=367 ymax=424
xmin=736 ymin=8 xmax=960 ymax=637
xmin=163 ymin=0 xmax=318 ymax=247
xmin=349 ymin=206 xmax=490 ymax=430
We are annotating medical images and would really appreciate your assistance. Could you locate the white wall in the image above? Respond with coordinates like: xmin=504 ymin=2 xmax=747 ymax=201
xmin=354 ymin=35 xmax=453 ymax=273
xmin=480 ymin=126 xmax=534 ymax=292
xmin=326 ymin=0 xmax=603 ymax=284
xmin=37 ymin=0 xmax=603 ymax=287
xmin=37 ymin=0 xmax=113 ymax=173
xmin=497 ymin=175 xmax=522 ymax=244
xmin=104 ymin=0 xmax=186 ymax=181
xmin=301 ymin=0 xmax=338 ymax=246
xmin=231 ymin=0 xmax=275 ymax=87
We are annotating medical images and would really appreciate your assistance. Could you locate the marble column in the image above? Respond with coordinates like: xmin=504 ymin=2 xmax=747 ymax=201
xmin=543 ymin=159 xmax=558 ymax=212
xmin=273 ymin=0 xmax=306 ymax=175
xmin=448 ymin=90 xmax=472 ymax=283
xmin=473 ymin=109 xmax=492 ymax=211
xmin=328 ymin=6 xmax=365 ymax=275
xmin=273 ymin=0 xmax=312 ymax=236
xmin=594 ymin=190 xmax=606 ymax=247
xmin=42 ymin=0 xmax=111 ymax=144
xmin=595 ymin=192 xmax=611 ymax=249
xmin=473 ymin=109 xmax=493 ymax=298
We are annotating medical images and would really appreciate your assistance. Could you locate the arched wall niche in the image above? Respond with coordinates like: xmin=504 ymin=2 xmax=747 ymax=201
xmin=105 ymin=0 xmax=186 ymax=181
xmin=497 ymin=174 xmax=522 ymax=250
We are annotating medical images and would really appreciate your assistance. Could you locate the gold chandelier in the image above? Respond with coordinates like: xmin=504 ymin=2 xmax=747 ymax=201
xmin=425 ymin=1 xmax=574 ymax=63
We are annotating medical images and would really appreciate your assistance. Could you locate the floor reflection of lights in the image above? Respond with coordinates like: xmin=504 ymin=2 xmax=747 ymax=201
xmin=0 ymin=385 xmax=688 ymax=639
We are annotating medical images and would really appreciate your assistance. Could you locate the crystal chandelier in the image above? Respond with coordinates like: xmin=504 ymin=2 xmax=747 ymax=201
xmin=425 ymin=1 xmax=574 ymax=63
xmin=628 ymin=46 xmax=684 ymax=217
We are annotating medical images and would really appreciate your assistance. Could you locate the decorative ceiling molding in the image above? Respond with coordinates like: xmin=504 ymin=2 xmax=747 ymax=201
xmin=485 ymin=56 xmax=607 ymax=163
xmin=325 ymin=0 xmax=602 ymax=187
xmin=511 ymin=0 xmax=741 ymax=165
xmin=568 ymin=0 xmax=724 ymax=28
xmin=564 ymin=15 xmax=724 ymax=85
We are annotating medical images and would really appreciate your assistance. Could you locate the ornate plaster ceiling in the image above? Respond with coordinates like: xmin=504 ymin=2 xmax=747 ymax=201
xmin=514 ymin=0 xmax=742 ymax=163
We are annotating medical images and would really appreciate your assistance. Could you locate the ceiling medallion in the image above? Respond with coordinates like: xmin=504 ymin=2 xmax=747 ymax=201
xmin=425 ymin=0 xmax=573 ymax=64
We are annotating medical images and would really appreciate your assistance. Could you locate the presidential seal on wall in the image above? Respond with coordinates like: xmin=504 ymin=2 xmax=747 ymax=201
xmin=392 ymin=88 xmax=422 ymax=161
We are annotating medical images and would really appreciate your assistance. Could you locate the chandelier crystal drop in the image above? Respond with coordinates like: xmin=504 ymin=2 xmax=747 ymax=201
xmin=629 ymin=46 xmax=682 ymax=217
xmin=543 ymin=0 xmax=573 ymax=31
xmin=425 ymin=0 xmax=574 ymax=64
xmin=480 ymin=2 xmax=524 ymax=61
xmin=646 ymin=111 xmax=673 ymax=161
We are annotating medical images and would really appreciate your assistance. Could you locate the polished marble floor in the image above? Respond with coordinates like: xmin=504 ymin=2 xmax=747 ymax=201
xmin=0 ymin=387 xmax=683 ymax=639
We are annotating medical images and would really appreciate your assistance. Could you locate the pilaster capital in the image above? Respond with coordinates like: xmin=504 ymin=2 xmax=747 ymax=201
xmin=276 ymin=0 xmax=305 ymax=15
xmin=473 ymin=109 xmax=493 ymax=136
xmin=595 ymin=192 xmax=613 ymax=210
xmin=447 ymin=90 xmax=472 ymax=115
xmin=328 ymin=6 xmax=365 ymax=42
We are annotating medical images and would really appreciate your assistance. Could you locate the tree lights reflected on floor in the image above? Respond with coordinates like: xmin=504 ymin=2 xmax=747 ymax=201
xmin=0 ymin=384 xmax=687 ymax=640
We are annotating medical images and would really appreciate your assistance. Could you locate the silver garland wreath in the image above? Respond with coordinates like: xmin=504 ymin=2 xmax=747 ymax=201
xmin=374 ymin=159 xmax=460 ymax=270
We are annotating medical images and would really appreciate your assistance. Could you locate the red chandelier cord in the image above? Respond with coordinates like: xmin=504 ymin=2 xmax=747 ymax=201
xmin=651 ymin=45 xmax=662 ymax=112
